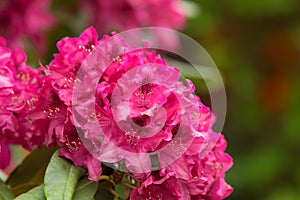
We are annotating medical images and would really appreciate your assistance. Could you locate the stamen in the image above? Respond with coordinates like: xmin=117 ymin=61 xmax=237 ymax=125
xmin=65 ymin=135 xmax=82 ymax=152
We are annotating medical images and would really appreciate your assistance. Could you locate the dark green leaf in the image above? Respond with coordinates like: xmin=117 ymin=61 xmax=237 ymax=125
xmin=14 ymin=185 xmax=45 ymax=200
xmin=73 ymin=176 xmax=98 ymax=200
xmin=6 ymin=146 xmax=57 ymax=196
xmin=114 ymin=185 xmax=128 ymax=200
xmin=94 ymin=190 xmax=114 ymax=200
xmin=44 ymin=150 xmax=86 ymax=200
xmin=94 ymin=180 xmax=116 ymax=200
xmin=0 ymin=179 xmax=15 ymax=200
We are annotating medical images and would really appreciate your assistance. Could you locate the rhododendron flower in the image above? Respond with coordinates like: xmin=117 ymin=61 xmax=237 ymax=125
xmin=0 ymin=0 xmax=54 ymax=52
xmin=165 ymin=134 xmax=232 ymax=199
xmin=79 ymin=0 xmax=186 ymax=49
xmin=80 ymin=0 xmax=186 ymax=34
xmin=0 ymin=37 xmax=46 ymax=168
xmin=95 ymin=62 xmax=204 ymax=173
xmin=44 ymin=27 xmax=233 ymax=199
xmin=45 ymin=27 xmax=101 ymax=107
xmin=130 ymin=134 xmax=233 ymax=200
xmin=130 ymin=171 xmax=184 ymax=200
xmin=0 ymin=136 xmax=11 ymax=169
xmin=42 ymin=27 xmax=105 ymax=180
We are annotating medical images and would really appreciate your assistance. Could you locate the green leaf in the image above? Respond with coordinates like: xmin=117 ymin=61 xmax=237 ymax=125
xmin=73 ymin=177 xmax=98 ymax=200
xmin=94 ymin=190 xmax=114 ymax=200
xmin=114 ymin=182 xmax=133 ymax=200
xmin=6 ymin=146 xmax=57 ymax=196
xmin=114 ymin=185 xmax=126 ymax=200
xmin=94 ymin=180 xmax=115 ymax=200
xmin=44 ymin=150 xmax=86 ymax=200
xmin=0 ymin=179 xmax=15 ymax=200
xmin=14 ymin=185 xmax=45 ymax=200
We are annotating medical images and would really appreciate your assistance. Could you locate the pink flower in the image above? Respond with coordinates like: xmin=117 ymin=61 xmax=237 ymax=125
xmin=46 ymin=27 xmax=99 ymax=106
xmin=131 ymin=133 xmax=233 ymax=200
xmin=45 ymin=27 xmax=233 ymax=197
xmin=0 ymin=135 xmax=11 ymax=169
xmin=0 ymin=37 xmax=47 ymax=168
xmin=45 ymin=27 xmax=196 ymax=178
xmin=130 ymin=171 xmax=184 ymax=200
xmin=160 ymin=133 xmax=233 ymax=199
xmin=79 ymin=0 xmax=186 ymax=50
xmin=44 ymin=27 xmax=104 ymax=180
xmin=80 ymin=0 xmax=186 ymax=34
xmin=21 ymin=78 xmax=67 ymax=147
xmin=26 ymin=78 xmax=103 ymax=180
xmin=72 ymin=40 xmax=203 ymax=175
xmin=58 ymin=121 xmax=102 ymax=181
xmin=0 ymin=0 xmax=54 ymax=52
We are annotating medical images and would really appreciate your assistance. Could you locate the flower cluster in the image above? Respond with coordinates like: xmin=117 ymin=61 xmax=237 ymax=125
xmin=130 ymin=135 xmax=233 ymax=199
xmin=0 ymin=37 xmax=45 ymax=168
xmin=43 ymin=27 xmax=103 ymax=180
xmin=0 ymin=0 xmax=186 ymax=54
xmin=80 ymin=0 xmax=186 ymax=33
xmin=0 ymin=0 xmax=54 ymax=52
xmin=0 ymin=27 xmax=233 ymax=199
xmin=44 ymin=27 xmax=233 ymax=199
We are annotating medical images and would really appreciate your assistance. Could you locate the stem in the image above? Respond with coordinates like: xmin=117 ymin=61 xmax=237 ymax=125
xmin=108 ymin=188 xmax=122 ymax=199
xmin=98 ymin=175 xmax=111 ymax=181
xmin=124 ymin=172 xmax=140 ymax=184
xmin=119 ymin=182 xmax=137 ymax=190
xmin=98 ymin=175 xmax=115 ymax=186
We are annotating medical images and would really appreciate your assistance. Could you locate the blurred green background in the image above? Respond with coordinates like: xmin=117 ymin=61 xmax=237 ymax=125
xmin=4 ymin=0 xmax=300 ymax=199
xmin=184 ymin=0 xmax=300 ymax=199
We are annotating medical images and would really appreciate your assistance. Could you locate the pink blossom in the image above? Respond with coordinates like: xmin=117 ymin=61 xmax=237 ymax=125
xmin=90 ymin=48 xmax=205 ymax=174
xmin=0 ymin=0 xmax=54 ymax=52
xmin=160 ymin=133 xmax=233 ymax=199
xmin=24 ymin=74 xmax=102 ymax=180
xmin=58 ymin=121 xmax=102 ymax=181
xmin=44 ymin=27 xmax=104 ymax=180
xmin=78 ymin=0 xmax=186 ymax=50
xmin=45 ymin=27 xmax=233 ymax=196
xmin=130 ymin=171 xmax=184 ymax=200
xmin=24 ymin=68 xmax=102 ymax=180
xmin=0 ymin=135 xmax=11 ymax=169
xmin=80 ymin=0 xmax=186 ymax=33
xmin=0 ymin=37 xmax=47 ymax=168
xmin=130 ymin=133 xmax=233 ymax=200
xmin=46 ymin=27 xmax=99 ymax=106
xmin=45 ymin=27 xmax=194 ymax=177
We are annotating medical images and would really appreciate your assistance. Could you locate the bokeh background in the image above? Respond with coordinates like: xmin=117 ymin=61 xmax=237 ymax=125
xmin=1 ymin=0 xmax=300 ymax=199
xmin=183 ymin=1 xmax=300 ymax=199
